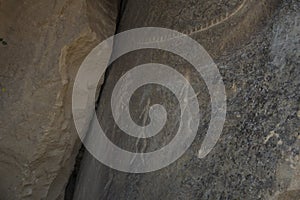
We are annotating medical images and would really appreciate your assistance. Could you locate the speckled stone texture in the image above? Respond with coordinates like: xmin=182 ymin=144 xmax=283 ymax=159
xmin=0 ymin=0 xmax=118 ymax=199
xmin=73 ymin=0 xmax=299 ymax=199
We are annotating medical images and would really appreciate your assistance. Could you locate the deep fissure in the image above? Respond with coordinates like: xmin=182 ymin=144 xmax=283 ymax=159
xmin=64 ymin=1 xmax=127 ymax=199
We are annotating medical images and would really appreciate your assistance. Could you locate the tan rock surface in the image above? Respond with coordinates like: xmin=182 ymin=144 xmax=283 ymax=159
xmin=0 ymin=0 xmax=118 ymax=199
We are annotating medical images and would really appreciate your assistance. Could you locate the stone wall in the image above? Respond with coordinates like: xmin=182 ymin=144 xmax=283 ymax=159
xmin=0 ymin=0 xmax=119 ymax=199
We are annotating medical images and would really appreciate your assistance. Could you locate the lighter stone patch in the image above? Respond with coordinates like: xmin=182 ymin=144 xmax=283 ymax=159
xmin=264 ymin=130 xmax=279 ymax=144
xmin=296 ymin=110 xmax=300 ymax=118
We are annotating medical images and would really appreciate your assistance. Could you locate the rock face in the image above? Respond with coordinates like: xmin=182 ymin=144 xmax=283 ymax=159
xmin=0 ymin=0 xmax=299 ymax=199
xmin=73 ymin=0 xmax=300 ymax=199
xmin=0 ymin=0 xmax=118 ymax=199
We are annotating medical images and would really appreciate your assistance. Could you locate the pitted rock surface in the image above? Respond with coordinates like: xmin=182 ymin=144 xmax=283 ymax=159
xmin=73 ymin=0 xmax=299 ymax=200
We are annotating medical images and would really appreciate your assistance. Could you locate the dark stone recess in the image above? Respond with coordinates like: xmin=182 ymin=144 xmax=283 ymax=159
xmin=72 ymin=0 xmax=299 ymax=199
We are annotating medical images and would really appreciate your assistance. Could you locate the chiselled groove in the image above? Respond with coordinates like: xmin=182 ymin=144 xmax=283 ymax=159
xmin=187 ymin=0 xmax=247 ymax=35
xmin=140 ymin=0 xmax=248 ymax=44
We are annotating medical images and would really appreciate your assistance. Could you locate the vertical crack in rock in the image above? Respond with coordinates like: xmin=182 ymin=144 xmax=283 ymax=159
xmin=95 ymin=0 xmax=127 ymax=109
xmin=65 ymin=0 xmax=125 ymax=199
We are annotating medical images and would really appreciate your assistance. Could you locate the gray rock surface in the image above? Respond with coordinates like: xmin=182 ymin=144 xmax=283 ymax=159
xmin=0 ymin=0 xmax=118 ymax=199
xmin=73 ymin=0 xmax=299 ymax=199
